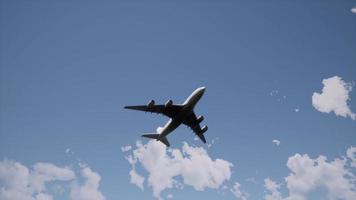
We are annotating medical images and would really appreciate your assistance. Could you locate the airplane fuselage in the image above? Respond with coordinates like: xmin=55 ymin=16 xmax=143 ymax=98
xmin=158 ymin=87 xmax=205 ymax=139
xmin=125 ymin=86 xmax=207 ymax=146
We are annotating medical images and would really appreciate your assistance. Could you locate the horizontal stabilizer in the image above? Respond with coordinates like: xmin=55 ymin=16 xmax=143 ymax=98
xmin=142 ymin=134 xmax=170 ymax=147
xmin=142 ymin=134 xmax=159 ymax=139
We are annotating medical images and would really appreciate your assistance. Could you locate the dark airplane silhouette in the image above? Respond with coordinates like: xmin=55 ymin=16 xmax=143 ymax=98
xmin=124 ymin=87 xmax=208 ymax=147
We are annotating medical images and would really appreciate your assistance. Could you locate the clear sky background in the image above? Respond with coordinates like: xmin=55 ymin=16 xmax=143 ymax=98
xmin=1 ymin=1 xmax=356 ymax=200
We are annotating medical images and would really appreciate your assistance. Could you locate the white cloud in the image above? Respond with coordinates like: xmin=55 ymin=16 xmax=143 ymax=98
xmin=0 ymin=160 xmax=32 ymax=200
xmin=0 ymin=159 xmax=105 ymax=200
xmin=121 ymin=145 xmax=132 ymax=152
xmin=129 ymin=169 xmax=145 ymax=190
xmin=272 ymin=139 xmax=281 ymax=146
xmin=70 ymin=165 xmax=105 ymax=200
xmin=31 ymin=163 xmax=75 ymax=193
xmin=231 ymin=182 xmax=248 ymax=200
xmin=167 ymin=193 xmax=173 ymax=199
xmin=312 ymin=76 xmax=355 ymax=120
xmin=285 ymin=153 xmax=356 ymax=200
xmin=264 ymin=178 xmax=282 ymax=200
xmin=0 ymin=159 xmax=75 ymax=200
xmin=351 ymin=7 xmax=356 ymax=14
xmin=125 ymin=140 xmax=233 ymax=199
xmin=264 ymin=148 xmax=356 ymax=200
xmin=346 ymin=146 xmax=356 ymax=167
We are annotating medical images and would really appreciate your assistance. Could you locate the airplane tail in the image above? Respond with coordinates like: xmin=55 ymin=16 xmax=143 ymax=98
xmin=142 ymin=134 xmax=170 ymax=147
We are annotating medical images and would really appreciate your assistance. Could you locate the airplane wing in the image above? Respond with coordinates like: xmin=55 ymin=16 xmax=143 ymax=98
xmin=183 ymin=112 xmax=207 ymax=143
xmin=124 ymin=105 xmax=182 ymax=118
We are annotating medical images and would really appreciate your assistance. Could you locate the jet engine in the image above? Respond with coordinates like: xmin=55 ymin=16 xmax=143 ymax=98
xmin=201 ymin=125 xmax=208 ymax=134
xmin=165 ymin=100 xmax=173 ymax=107
xmin=197 ymin=115 xmax=204 ymax=123
xmin=147 ymin=100 xmax=155 ymax=108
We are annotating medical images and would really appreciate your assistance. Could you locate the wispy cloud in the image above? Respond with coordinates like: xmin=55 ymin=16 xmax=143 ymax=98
xmin=231 ymin=182 xmax=248 ymax=200
xmin=347 ymin=146 xmax=356 ymax=168
xmin=270 ymin=89 xmax=287 ymax=102
xmin=65 ymin=148 xmax=74 ymax=155
xmin=121 ymin=145 xmax=132 ymax=152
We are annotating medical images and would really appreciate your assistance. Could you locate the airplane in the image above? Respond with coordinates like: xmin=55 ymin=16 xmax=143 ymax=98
xmin=124 ymin=87 xmax=208 ymax=147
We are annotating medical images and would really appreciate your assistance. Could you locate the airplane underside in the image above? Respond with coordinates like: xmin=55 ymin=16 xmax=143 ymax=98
xmin=124 ymin=87 xmax=208 ymax=147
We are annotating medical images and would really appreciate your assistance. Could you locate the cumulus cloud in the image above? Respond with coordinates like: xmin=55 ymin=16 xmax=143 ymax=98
xmin=231 ymin=182 xmax=248 ymax=200
xmin=0 ymin=159 xmax=105 ymax=200
xmin=0 ymin=159 xmax=75 ymax=200
xmin=264 ymin=147 xmax=356 ymax=200
xmin=285 ymin=153 xmax=356 ymax=200
xmin=272 ymin=139 xmax=281 ymax=146
xmin=125 ymin=140 xmax=233 ymax=199
xmin=312 ymin=76 xmax=355 ymax=120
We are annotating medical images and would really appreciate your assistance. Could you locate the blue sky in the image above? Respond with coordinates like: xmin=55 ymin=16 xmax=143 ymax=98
xmin=1 ymin=1 xmax=356 ymax=200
